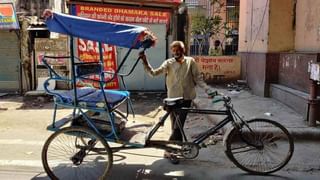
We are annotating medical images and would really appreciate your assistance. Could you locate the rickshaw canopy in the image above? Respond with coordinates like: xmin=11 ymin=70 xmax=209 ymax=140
xmin=45 ymin=12 xmax=154 ymax=49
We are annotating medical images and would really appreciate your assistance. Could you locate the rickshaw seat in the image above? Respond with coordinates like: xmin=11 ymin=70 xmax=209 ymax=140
xmin=57 ymin=87 xmax=96 ymax=104
xmin=56 ymin=88 xmax=129 ymax=108
xmin=78 ymin=89 xmax=129 ymax=108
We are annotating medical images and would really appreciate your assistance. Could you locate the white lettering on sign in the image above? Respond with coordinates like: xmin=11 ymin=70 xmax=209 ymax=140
xmin=78 ymin=39 xmax=113 ymax=53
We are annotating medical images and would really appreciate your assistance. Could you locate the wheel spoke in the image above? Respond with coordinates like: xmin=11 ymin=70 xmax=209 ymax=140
xmin=225 ymin=119 xmax=294 ymax=174
xmin=42 ymin=127 xmax=112 ymax=179
xmin=230 ymin=145 xmax=257 ymax=154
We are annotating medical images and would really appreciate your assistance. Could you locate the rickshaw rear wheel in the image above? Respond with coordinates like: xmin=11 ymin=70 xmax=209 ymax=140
xmin=42 ymin=126 xmax=113 ymax=180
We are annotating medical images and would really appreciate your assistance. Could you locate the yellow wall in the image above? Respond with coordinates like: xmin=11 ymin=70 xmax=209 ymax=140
xmin=239 ymin=0 xmax=295 ymax=53
xmin=268 ymin=0 xmax=294 ymax=52
xmin=295 ymin=0 xmax=320 ymax=52
xmin=239 ymin=0 xmax=269 ymax=53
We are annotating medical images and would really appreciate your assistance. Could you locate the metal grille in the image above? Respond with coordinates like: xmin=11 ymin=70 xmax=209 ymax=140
xmin=185 ymin=0 xmax=199 ymax=7
xmin=190 ymin=34 xmax=210 ymax=56
xmin=225 ymin=0 xmax=239 ymax=55
xmin=185 ymin=0 xmax=211 ymax=16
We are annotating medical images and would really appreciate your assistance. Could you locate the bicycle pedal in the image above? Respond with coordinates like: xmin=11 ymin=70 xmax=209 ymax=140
xmin=200 ymin=141 xmax=217 ymax=148
xmin=169 ymin=155 xmax=180 ymax=164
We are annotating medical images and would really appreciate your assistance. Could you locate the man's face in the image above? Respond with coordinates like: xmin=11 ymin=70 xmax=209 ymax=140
xmin=171 ymin=46 xmax=183 ymax=60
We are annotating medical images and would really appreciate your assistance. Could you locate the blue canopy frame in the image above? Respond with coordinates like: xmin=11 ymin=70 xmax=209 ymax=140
xmin=43 ymin=11 xmax=156 ymax=141
xmin=44 ymin=11 xmax=156 ymax=95
xmin=46 ymin=12 xmax=150 ymax=49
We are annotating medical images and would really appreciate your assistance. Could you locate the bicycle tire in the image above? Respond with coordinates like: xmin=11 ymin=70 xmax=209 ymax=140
xmin=225 ymin=118 xmax=294 ymax=174
xmin=42 ymin=126 xmax=113 ymax=180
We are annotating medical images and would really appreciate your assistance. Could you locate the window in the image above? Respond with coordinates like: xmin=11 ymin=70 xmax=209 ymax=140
xmin=225 ymin=0 xmax=239 ymax=55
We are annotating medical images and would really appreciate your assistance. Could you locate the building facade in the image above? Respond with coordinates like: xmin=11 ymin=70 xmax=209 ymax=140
xmin=0 ymin=0 xmax=53 ymax=93
xmin=239 ymin=0 xmax=320 ymax=121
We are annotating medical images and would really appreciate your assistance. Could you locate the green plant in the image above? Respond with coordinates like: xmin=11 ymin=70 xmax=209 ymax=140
xmin=190 ymin=0 xmax=230 ymax=55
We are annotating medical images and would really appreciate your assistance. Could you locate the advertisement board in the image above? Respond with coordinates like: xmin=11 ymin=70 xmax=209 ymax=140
xmin=76 ymin=39 xmax=118 ymax=89
xmin=194 ymin=56 xmax=241 ymax=83
xmin=73 ymin=5 xmax=121 ymax=89
xmin=0 ymin=3 xmax=19 ymax=30
xmin=73 ymin=4 xmax=171 ymax=89
xmin=75 ymin=4 xmax=171 ymax=26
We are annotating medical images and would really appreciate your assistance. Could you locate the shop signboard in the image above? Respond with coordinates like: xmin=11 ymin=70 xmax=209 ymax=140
xmin=0 ymin=3 xmax=19 ymax=30
xmin=76 ymin=39 xmax=118 ymax=89
xmin=74 ymin=4 xmax=171 ymax=26
xmin=72 ymin=4 xmax=171 ymax=89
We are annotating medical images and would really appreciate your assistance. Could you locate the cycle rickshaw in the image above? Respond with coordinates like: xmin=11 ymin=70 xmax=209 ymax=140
xmin=41 ymin=11 xmax=294 ymax=179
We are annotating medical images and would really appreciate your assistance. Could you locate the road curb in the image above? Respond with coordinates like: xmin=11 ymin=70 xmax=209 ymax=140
xmin=289 ymin=128 xmax=320 ymax=141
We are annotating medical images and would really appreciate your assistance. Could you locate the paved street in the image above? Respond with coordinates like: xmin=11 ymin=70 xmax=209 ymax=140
xmin=0 ymin=92 xmax=320 ymax=179
xmin=0 ymin=141 xmax=320 ymax=180
xmin=2 ymin=0 xmax=320 ymax=179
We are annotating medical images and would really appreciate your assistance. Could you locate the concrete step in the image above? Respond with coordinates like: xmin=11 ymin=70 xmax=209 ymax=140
xmin=270 ymin=83 xmax=309 ymax=119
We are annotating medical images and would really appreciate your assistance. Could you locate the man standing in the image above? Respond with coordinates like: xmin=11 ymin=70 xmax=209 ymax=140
xmin=139 ymin=41 xmax=213 ymax=161
xmin=209 ymin=40 xmax=223 ymax=56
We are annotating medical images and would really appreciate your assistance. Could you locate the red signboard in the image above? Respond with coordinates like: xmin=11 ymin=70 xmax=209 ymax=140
xmin=75 ymin=6 xmax=120 ymax=89
xmin=74 ymin=4 xmax=172 ymax=89
xmin=77 ymin=39 xmax=118 ymax=89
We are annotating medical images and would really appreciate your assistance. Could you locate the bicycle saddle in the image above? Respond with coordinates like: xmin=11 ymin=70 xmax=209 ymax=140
xmin=163 ymin=97 xmax=184 ymax=106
